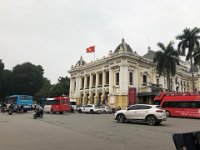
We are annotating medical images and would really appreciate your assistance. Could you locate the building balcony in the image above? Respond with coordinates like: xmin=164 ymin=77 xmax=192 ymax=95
xmin=139 ymin=83 xmax=163 ymax=93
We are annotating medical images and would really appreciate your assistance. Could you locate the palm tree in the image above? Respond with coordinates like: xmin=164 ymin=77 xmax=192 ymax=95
xmin=176 ymin=27 xmax=200 ymax=93
xmin=154 ymin=41 xmax=179 ymax=92
xmin=194 ymin=46 xmax=200 ymax=66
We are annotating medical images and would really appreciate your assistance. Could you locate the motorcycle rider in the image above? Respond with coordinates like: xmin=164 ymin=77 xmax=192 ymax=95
xmin=8 ymin=103 xmax=14 ymax=115
xmin=70 ymin=105 xmax=75 ymax=113
xmin=34 ymin=104 xmax=43 ymax=118
xmin=1 ymin=102 xmax=7 ymax=112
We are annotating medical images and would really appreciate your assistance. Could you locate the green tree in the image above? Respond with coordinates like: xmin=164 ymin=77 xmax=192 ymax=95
xmin=176 ymin=27 xmax=200 ymax=93
xmin=0 ymin=59 xmax=4 ymax=71
xmin=154 ymin=41 xmax=179 ymax=92
xmin=49 ymin=76 xmax=70 ymax=97
xmin=34 ymin=78 xmax=51 ymax=101
xmin=12 ymin=62 xmax=44 ymax=95
xmin=0 ymin=70 xmax=13 ymax=100
xmin=0 ymin=60 xmax=5 ymax=100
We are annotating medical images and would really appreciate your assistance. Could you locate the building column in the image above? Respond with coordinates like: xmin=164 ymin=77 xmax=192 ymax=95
xmin=109 ymin=68 xmax=113 ymax=93
xmin=134 ymin=69 xmax=138 ymax=90
xmin=88 ymin=74 xmax=93 ymax=104
xmin=69 ymin=78 xmax=73 ymax=98
xmin=120 ymin=65 xmax=128 ymax=94
xmin=83 ymin=76 xmax=87 ymax=104
xmin=94 ymin=72 xmax=99 ymax=104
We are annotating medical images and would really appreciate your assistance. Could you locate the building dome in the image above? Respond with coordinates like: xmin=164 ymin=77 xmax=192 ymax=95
xmin=114 ymin=39 xmax=133 ymax=53
xmin=75 ymin=56 xmax=86 ymax=67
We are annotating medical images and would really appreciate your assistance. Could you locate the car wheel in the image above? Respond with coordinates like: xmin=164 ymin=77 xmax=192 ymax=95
xmin=166 ymin=111 xmax=171 ymax=117
xmin=146 ymin=115 xmax=157 ymax=126
xmin=117 ymin=114 xmax=125 ymax=123
xmin=79 ymin=109 xmax=82 ymax=113
xmin=90 ymin=109 xmax=94 ymax=114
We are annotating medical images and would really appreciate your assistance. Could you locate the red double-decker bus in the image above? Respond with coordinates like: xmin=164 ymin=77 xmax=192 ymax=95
xmin=154 ymin=92 xmax=200 ymax=118
xmin=44 ymin=96 xmax=70 ymax=114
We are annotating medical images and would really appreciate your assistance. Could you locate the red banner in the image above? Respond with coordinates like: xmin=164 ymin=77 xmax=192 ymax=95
xmin=128 ymin=88 xmax=136 ymax=106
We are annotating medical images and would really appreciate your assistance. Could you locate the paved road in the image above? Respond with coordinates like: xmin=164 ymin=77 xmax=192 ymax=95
xmin=0 ymin=111 xmax=199 ymax=150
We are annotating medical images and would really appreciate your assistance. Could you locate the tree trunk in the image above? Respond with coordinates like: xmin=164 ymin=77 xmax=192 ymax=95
xmin=167 ymin=74 xmax=171 ymax=92
xmin=190 ymin=58 xmax=195 ymax=93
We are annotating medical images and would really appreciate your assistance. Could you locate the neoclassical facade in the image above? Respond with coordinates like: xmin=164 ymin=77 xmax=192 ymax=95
xmin=68 ymin=39 xmax=199 ymax=109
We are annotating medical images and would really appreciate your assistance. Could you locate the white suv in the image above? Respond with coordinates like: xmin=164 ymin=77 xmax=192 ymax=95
xmin=78 ymin=104 xmax=101 ymax=114
xmin=114 ymin=104 xmax=166 ymax=126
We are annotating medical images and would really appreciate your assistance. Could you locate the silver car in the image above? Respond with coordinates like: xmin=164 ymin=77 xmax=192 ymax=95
xmin=99 ymin=105 xmax=112 ymax=114
xmin=78 ymin=104 xmax=101 ymax=114
xmin=114 ymin=104 xmax=166 ymax=126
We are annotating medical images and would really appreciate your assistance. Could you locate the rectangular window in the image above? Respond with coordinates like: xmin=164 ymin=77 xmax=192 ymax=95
xmin=156 ymin=79 xmax=159 ymax=85
xmin=81 ymin=77 xmax=84 ymax=90
xmin=86 ymin=76 xmax=90 ymax=88
xmin=116 ymin=72 xmax=119 ymax=85
xmin=99 ymin=73 xmax=102 ymax=86
xmin=143 ymin=75 xmax=147 ymax=84
xmin=129 ymin=72 xmax=133 ymax=85
xmin=92 ymin=75 xmax=96 ymax=87
xmin=105 ymin=71 xmax=109 ymax=85
xmin=74 ymin=82 xmax=76 ymax=91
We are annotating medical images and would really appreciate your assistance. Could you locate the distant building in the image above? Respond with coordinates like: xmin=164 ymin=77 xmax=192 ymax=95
xmin=68 ymin=39 xmax=199 ymax=109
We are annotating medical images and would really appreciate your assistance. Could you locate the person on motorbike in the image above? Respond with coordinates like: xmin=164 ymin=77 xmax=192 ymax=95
xmin=35 ymin=104 xmax=43 ymax=116
xmin=1 ymin=102 xmax=7 ymax=112
xmin=9 ymin=103 xmax=14 ymax=110
xmin=20 ymin=105 xmax=24 ymax=113
xmin=7 ymin=103 xmax=14 ymax=115
xmin=70 ymin=105 xmax=75 ymax=113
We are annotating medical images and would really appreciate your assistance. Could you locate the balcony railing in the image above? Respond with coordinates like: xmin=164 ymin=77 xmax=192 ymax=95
xmin=139 ymin=83 xmax=163 ymax=93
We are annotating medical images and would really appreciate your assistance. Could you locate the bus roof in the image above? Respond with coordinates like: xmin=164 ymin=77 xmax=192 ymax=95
xmin=46 ymin=98 xmax=54 ymax=101
xmin=154 ymin=92 xmax=200 ymax=101
xmin=163 ymin=95 xmax=200 ymax=101
xmin=6 ymin=95 xmax=32 ymax=98
xmin=46 ymin=97 xmax=69 ymax=100
xmin=54 ymin=96 xmax=69 ymax=100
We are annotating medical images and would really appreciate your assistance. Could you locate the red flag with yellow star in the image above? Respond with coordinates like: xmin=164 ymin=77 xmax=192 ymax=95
xmin=86 ymin=46 xmax=95 ymax=53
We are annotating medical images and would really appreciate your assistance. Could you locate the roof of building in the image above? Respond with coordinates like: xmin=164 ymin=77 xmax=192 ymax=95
xmin=142 ymin=47 xmax=156 ymax=60
xmin=75 ymin=56 xmax=86 ymax=67
xmin=114 ymin=39 xmax=133 ymax=53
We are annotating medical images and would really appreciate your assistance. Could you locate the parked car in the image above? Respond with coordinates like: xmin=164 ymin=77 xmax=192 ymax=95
xmin=78 ymin=104 xmax=101 ymax=114
xmin=99 ymin=105 xmax=112 ymax=114
xmin=114 ymin=104 xmax=166 ymax=126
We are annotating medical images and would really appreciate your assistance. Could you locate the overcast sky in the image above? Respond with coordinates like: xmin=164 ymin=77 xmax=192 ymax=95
xmin=0 ymin=0 xmax=200 ymax=84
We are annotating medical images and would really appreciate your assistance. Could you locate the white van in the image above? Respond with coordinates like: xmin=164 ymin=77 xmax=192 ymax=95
xmin=70 ymin=99 xmax=77 ymax=110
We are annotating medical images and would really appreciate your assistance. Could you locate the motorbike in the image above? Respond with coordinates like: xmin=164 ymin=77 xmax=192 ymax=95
xmin=1 ymin=106 xmax=7 ymax=113
xmin=8 ymin=104 xmax=14 ymax=115
xmin=15 ymin=107 xmax=23 ymax=114
xmin=70 ymin=106 xmax=75 ymax=113
xmin=33 ymin=108 xmax=43 ymax=119
xmin=8 ymin=108 xmax=13 ymax=115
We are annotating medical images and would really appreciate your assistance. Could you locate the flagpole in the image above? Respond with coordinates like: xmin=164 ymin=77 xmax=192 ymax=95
xmin=94 ymin=51 xmax=95 ymax=61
